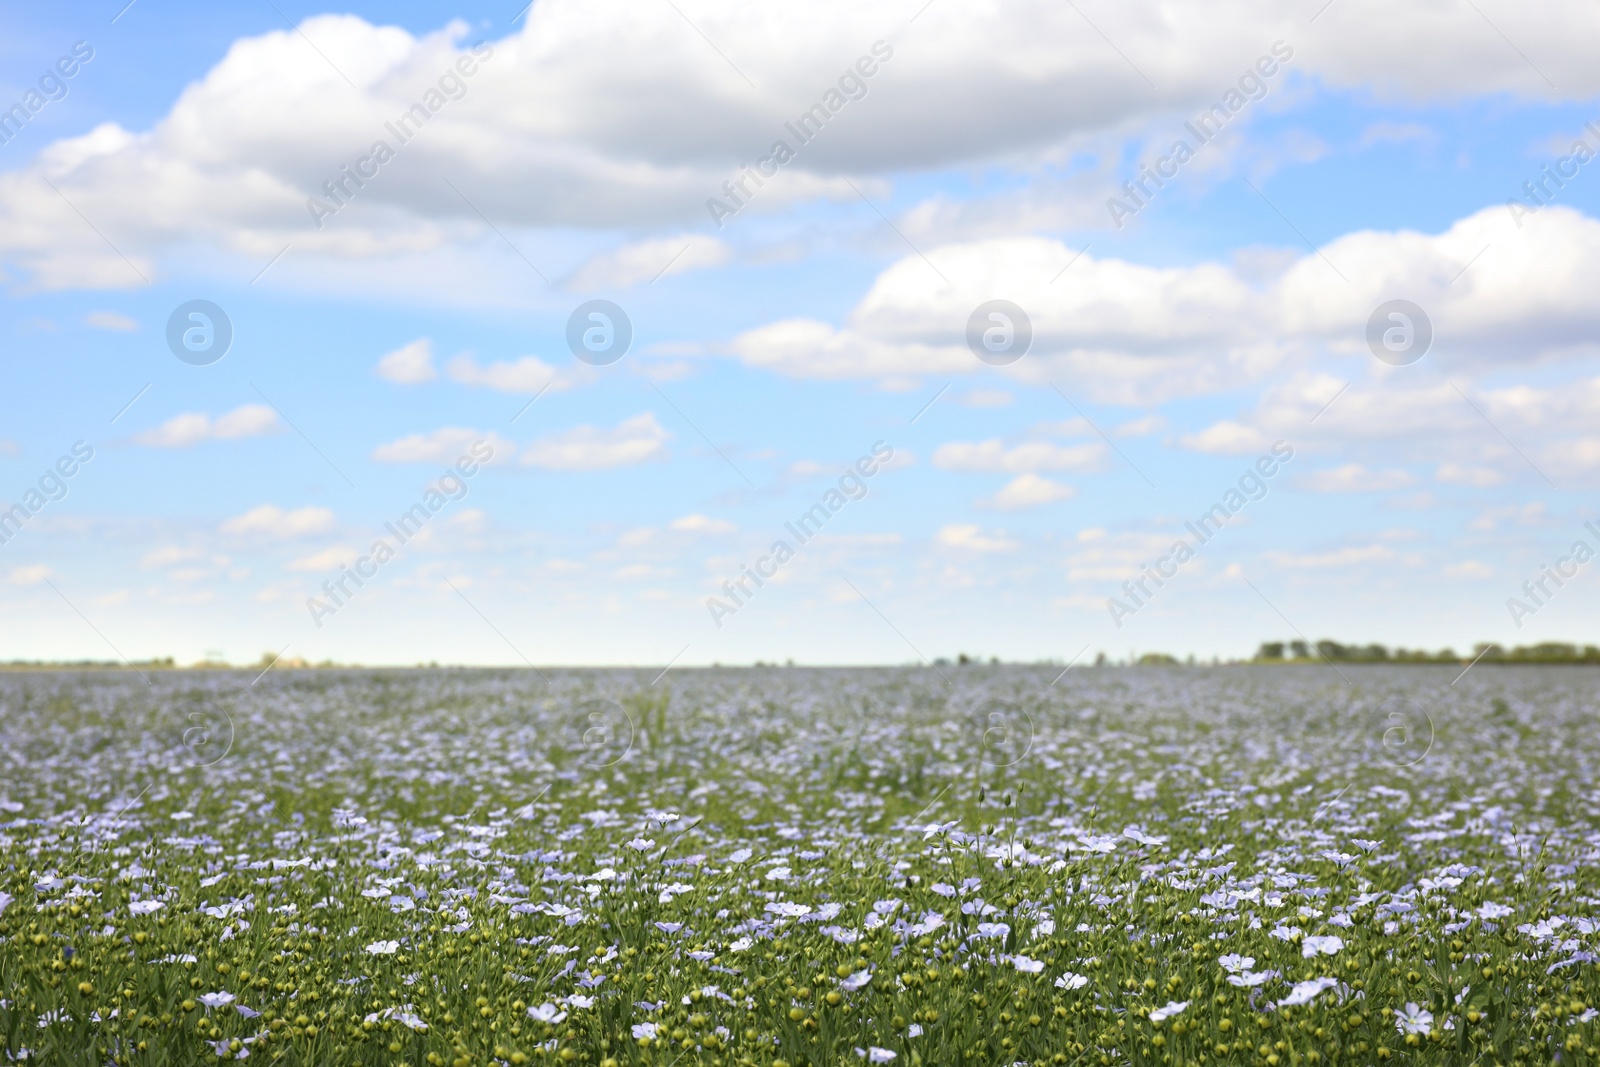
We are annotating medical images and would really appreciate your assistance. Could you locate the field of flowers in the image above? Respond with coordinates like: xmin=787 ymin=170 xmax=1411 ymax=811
xmin=1 ymin=664 xmax=1597 ymax=1066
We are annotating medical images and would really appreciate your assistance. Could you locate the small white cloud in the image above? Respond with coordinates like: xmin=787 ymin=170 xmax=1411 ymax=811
xmin=221 ymin=505 xmax=337 ymax=538
xmin=937 ymin=524 xmax=1019 ymax=552
xmin=1444 ymin=559 xmax=1493 ymax=578
xmin=1300 ymin=465 xmax=1416 ymax=492
xmin=521 ymin=413 xmax=669 ymax=471
xmin=447 ymin=354 xmax=564 ymax=394
xmin=1115 ymin=414 xmax=1166 ymax=438
xmin=1266 ymin=545 xmax=1397 ymax=569
xmin=960 ymin=389 xmax=1013 ymax=408
xmin=933 ymin=439 xmax=1104 ymax=473
xmin=85 ymin=310 xmax=138 ymax=331
xmin=376 ymin=338 xmax=436 ymax=384
xmin=131 ymin=404 xmax=279 ymax=448
xmin=0 ymin=439 xmax=19 ymax=457
xmin=1179 ymin=421 xmax=1272 ymax=455
xmin=568 ymin=234 xmax=732 ymax=290
xmin=8 ymin=564 xmax=52 ymax=585
xmin=371 ymin=429 xmax=513 ymax=465
xmin=285 ymin=546 xmax=361 ymax=573
xmin=1436 ymin=463 xmax=1504 ymax=487
xmin=140 ymin=545 xmax=204 ymax=569
xmin=982 ymin=473 xmax=1074 ymax=510
xmin=669 ymin=513 xmax=735 ymax=535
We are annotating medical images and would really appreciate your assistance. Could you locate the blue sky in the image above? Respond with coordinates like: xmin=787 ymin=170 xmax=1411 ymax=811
xmin=2 ymin=0 xmax=1599 ymax=666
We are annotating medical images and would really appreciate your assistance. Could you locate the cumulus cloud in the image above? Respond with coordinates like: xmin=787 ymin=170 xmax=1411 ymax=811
xmin=937 ymin=524 xmax=1019 ymax=552
xmin=285 ymin=546 xmax=362 ymax=572
xmin=446 ymin=354 xmax=568 ymax=394
xmin=220 ymin=505 xmax=337 ymax=538
xmin=8 ymin=3 xmax=1599 ymax=289
xmin=1298 ymin=465 xmax=1416 ymax=492
xmin=567 ymin=234 xmax=731 ymax=290
xmin=8 ymin=564 xmax=52 ymax=585
xmin=376 ymin=338 xmax=436 ymax=383
xmin=934 ymin=438 xmax=1105 ymax=473
xmin=669 ymin=513 xmax=736 ymax=535
xmin=131 ymin=405 xmax=279 ymax=448
xmin=520 ymin=413 xmax=669 ymax=471
xmin=731 ymin=206 xmax=1600 ymax=403
xmin=370 ymin=428 xmax=514 ymax=464
xmin=85 ymin=310 xmax=137 ymax=331
xmin=981 ymin=473 xmax=1075 ymax=510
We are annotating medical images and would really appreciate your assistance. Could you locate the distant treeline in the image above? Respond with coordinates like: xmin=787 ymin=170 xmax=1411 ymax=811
xmin=1253 ymin=640 xmax=1600 ymax=664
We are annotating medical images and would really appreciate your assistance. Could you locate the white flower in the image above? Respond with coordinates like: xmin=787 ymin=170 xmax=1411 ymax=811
xmin=626 ymin=838 xmax=655 ymax=851
xmin=129 ymin=900 xmax=164 ymax=916
xmin=974 ymin=922 xmax=1010 ymax=940
xmin=727 ymin=848 xmax=752 ymax=864
xmin=1395 ymin=1003 xmax=1433 ymax=1035
xmin=360 ymin=887 xmax=391 ymax=898
xmin=1302 ymin=934 xmax=1343 ymax=957
xmin=1012 ymin=955 xmax=1045 ymax=974
xmin=930 ymin=883 xmax=957 ymax=897
xmin=1033 ymin=919 xmax=1055 ymax=938
xmin=1149 ymin=1001 xmax=1188 ymax=1023
xmin=1226 ymin=970 xmax=1278 ymax=987
xmin=1123 ymin=827 xmax=1166 ymax=846
xmin=631 ymin=1021 xmax=659 ymax=1040
xmin=197 ymin=992 xmax=235 ymax=1010
xmin=1269 ymin=924 xmax=1302 ymax=941
xmin=765 ymin=866 xmax=791 ymax=881
xmin=1478 ymin=901 xmax=1514 ymax=920
xmin=565 ymin=994 xmax=595 ymax=1009
xmin=364 ymin=940 xmax=400 ymax=955
xmin=0 ymin=891 xmax=12 ymax=915
xmin=840 ymin=970 xmax=873 ymax=991
xmin=907 ymin=1023 xmax=923 ymax=1037
xmin=528 ymin=1003 xmax=568 ymax=1024
xmin=1218 ymin=954 xmax=1255 ymax=973
xmin=1277 ymin=977 xmax=1338 ymax=1007
xmin=728 ymin=937 xmax=753 ymax=952
xmin=1054 ymin=972 xmax=1089 ymax=990
xmin=854 ymin=1048 xmax=897 ymax=1063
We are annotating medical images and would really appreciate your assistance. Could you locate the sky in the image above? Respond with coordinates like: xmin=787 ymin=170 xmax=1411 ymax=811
xmin=1 ymin=0 xmax=1599 ymax=668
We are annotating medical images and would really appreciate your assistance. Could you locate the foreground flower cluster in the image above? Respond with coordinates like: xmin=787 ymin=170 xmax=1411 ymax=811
xmin=0 ymin=665 xmax=1596 ymax=1065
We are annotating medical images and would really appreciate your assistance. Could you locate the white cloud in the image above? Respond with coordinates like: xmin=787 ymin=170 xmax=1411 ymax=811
xmin=370 ymin=428 xmax=514 ymax=464
xmin=285 ymin=546 xmax=362 ymax=572
xmin=1437 ymin=462 xmax=1505 ymax=487
xmin=1266 ymin=545 xmax=1398 ymax=569
xmin=131 ymin=404 xmax=279 ymax=448
xmin=937 ymin=524 xmax=1019 ymax=552
xmin=734 ymin=206 xmax=1600 ymax=403
xmin=4 ymin=3 xmax=1600 ymax=290
xmin=8 ymin=564 xmax=52 ymax=585
xmin=934 ymin=438 xmax=1105 ymax=473
xmin=376 ymin=338 xmax=436 ymax=383
xmin=1115 ymin=414 xmax=1166 ymax=438
xmin=1445 ymin=559 xmax=1494 ymax=579
xmin=568 ymin=234 xmax=731 ymax=290
xmin=85 ymin=310 xmax=137 ymax=331
xmin=521 ymin=413 xmax=669 ymax=471
xmin=981 ymin=473 xmax=1075 ymax=510
xmin=669 ymin=513 xmax=735 ymax=535
xmin=220 ymin=504 xmax=337 ymax=538
xmin=1298 ymin=465 xmax=1416 ymax=492
xmin=960 ymin=389 xmax=1014 ymax=408
xmin=446 ymin=353 xmax=567 ymax=394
